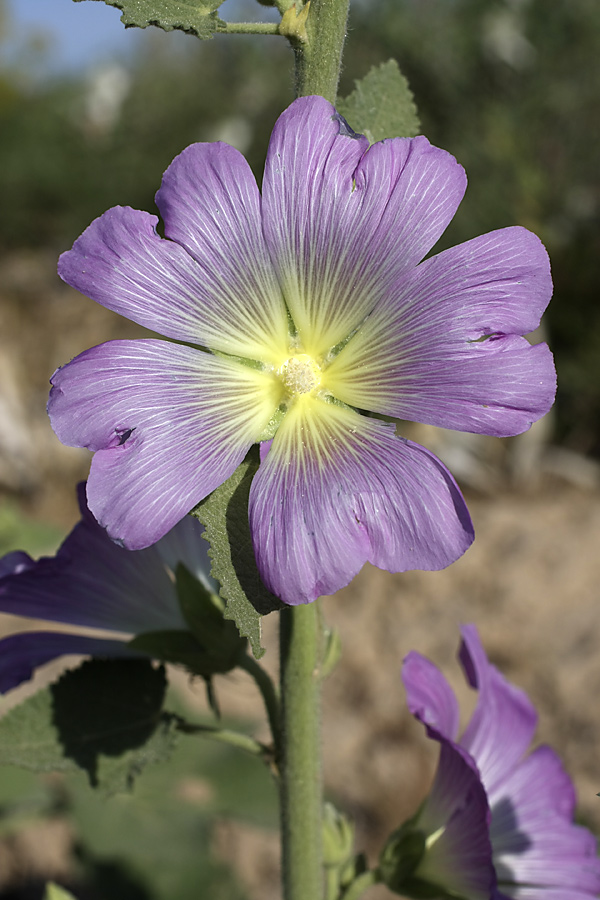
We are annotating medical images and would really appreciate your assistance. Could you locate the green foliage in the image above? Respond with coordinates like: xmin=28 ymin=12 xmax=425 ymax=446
xmin=73 ymin=0 xmax=225 ymax=39
xmin=337 ymin=59 xmax=420 ymax=141
xmin=0 ymin=690 xmax=277 ymax=899
xmin=44 ymin=885 xmax=78 ymax=900
xmin=0 ymin=659 xmax=178 ymax=793
xmin=193 ymin=450 xmax=283 ymax=660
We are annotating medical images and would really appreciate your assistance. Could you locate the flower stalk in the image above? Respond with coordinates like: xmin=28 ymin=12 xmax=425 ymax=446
xmin=292 ymin=0 xmax=350 ymax=102
xmin=279 ymin=603 xmax=324 ymax=900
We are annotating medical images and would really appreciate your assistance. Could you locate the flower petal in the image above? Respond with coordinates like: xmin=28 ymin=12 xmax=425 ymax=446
xmin=458 ymin=625 xmax=538 ymax=798
xmin=402 ymin=651 xmax=460 ymax=741
xmin=49 ymin=339 xmax=280 ymax=549
xmin=0 ymin=484 xmax=188 ymax=634
xmin=0 ymin=550 xmax=34 ymax=579
xmin=248 ymin=398 xmax=473 ymax=605
xmin=415 ymin=742 xmax=495 ymax=900
xmin=0 ymin=632 xmax=133 ymax=694
xmin=491 ymin=746 xmax=600 ymax=894
xmin=261 ymin=97 xmax=465 ymax=356
xmin=326 ymin=227 xmax=555 ymax=436
xmin=59 ymin=195 xmax=288 ymax=364
xmin=156 ymin=142 xmax=289 ymax=362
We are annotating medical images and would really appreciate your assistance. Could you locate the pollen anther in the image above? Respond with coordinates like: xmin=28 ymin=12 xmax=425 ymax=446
xmin=279 ymin=354 xmax=321 ymax=396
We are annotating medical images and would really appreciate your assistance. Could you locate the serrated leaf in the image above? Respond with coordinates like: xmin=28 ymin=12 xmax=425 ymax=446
xmin=192 ymin=449 xmax=283 ymax=660
xmin=0 ymin=659 xmax=178 ymax=793
xmin=337 ymin=59 xmax=420 ymax=143
xmin=73 ymin=0 xmax=225 ymax=40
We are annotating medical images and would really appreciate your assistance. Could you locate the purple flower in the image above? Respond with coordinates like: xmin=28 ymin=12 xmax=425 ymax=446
xmin=399 ymin=625 xmax=600 ymax=899
xmin=49 ymin=96 xmax=555 ymax=605
xmin=0 ymin=484 xmax=216 ymax=693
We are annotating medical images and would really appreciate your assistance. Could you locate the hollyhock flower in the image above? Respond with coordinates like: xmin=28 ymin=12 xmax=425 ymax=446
xmin=0 ymin=483 xmax=218 ymax=693
xmin=397 ymin=625 xmax=600 ymax=899
xmin=49 ymin=96 xmax=555 ymax=605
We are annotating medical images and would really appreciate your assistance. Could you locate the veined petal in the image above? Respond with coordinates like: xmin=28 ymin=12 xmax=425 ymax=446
xmin=326 ymin=227 xmax=555 ymax=436
xmin=262 ymin=97 xmax=465 ymax=356
xmin=49 ymin=339 xmax=281 ymax=549
xmin=0 ymin=483 xmax=187 ymax=634
xmin=0 ymin=632 xmax=134 ymax=694
xmin=156 ymin=142 xmax=289 ymax=363
xmin=59 ymin=200 xmax=288 ymax=364
xmin=403 ymin=651 xmax=460 ymax=741
xmin=248 ymin=398 xmax=473 ymax=605
xmin=458 ymin=625 xmax=538 ymax=798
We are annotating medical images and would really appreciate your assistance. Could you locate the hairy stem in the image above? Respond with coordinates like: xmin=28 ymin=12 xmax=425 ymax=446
xmin=279 ymin=603 xmax=324 ymax=900
xmin=239 ymin=652 xmax=282 ymax=758
xmin=294 ymin=0 xmax=350 ymax=102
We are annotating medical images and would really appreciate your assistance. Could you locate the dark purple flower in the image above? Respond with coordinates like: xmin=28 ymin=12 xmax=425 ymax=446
xmin=49 ymin=96 xmax=555 ymax=605
xmin=0 ymin=484 xmax=215 ymax=693
xmin=401 ymin=626 xmax=600 ymax=899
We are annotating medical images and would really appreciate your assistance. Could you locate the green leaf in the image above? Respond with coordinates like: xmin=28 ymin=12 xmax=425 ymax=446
xmin=336 ymin=59 xmax=420 ymax=143
xmin=44 ymin=884 xmax=78 ymax=900
xmin=192 ymin=448 xmax=283 ymax=660
xmin=0 ymin=659 xmax=178 ymax=793
xmin=73 ymin=0 xmax=225 ymax=40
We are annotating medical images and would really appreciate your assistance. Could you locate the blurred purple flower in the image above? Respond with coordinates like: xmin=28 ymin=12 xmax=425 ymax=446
xmin=49 ymin=96 xmax=555 ymax=605
xmin=401 ymin=625 xmax=600 ymax=899
xmin=0 ymin=484 xmax=215 ymax=693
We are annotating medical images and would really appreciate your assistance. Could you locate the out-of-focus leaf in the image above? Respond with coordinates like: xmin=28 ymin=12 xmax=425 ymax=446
xmin=0 ymin=659 xmax=178 ymax=793
xmin=337 ymin=59 xmax=420 ymax=142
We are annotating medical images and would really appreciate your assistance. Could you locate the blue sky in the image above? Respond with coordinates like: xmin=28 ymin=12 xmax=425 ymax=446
xmin=6 ymin=0 xmax=278 ymax=74
xmin=6 ymin=0 xmax=194 ymax=72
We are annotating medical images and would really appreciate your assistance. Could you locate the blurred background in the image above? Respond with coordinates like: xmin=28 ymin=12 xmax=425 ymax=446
xmin=0 ymin=0 xmax=599 ymax=897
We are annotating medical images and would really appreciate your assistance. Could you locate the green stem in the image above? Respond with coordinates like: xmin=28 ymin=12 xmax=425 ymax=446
xmin=217 ymin=21 xmax=281 ymax=34
xmin=279 ymin=602 xmax=324 ymax=900
xmin=239 ymin=653 xmax=282 ymax=757
xmin=293 ymin=0 xmax=351 ymax=102
xmin=173 ymin=717 xmax=268 ymax=758
xmin=341 ymin=869 xmax=381 ymax=900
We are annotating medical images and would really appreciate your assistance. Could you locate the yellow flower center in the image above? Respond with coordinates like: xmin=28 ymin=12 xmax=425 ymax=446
xmin=278 ymin=353 xmax=321 ymax=396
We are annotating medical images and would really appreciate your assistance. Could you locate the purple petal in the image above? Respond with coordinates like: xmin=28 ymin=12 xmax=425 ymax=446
xmin=497 ymin=891 xmax=600 ymax=900
xmin=0 ymin=550 xmax=34 ymax=579
xmin=458 ymin=625 xmax=538 ymax=798
xmin=261 ymin=96 xmax=465 ymax=356
xmin=49 ymin=340 xmax=280 ymax=549
xmin=402 ymin=651 xmax=460 ymax=741
xmin=59 ymin=191 xmax=288 ymax=365
xmin=248 ymin=398 xmax=473 ymax=605
xmin=325 ymin=227 xmax=555 ymax=436
xmin=0 ymin=632 xmax=133 ymax=693
xmin=415 ymin=742 xmax=495 ymax=900
xmin=491 ymin=746 xmax=600 ymax=894
xmin=152 ymin=512 xmax=217 ymax=595
xmin=0 ymin=483 xmax=187 ymax=634
xmin=156 ymin=142 xmax=289 ymax=363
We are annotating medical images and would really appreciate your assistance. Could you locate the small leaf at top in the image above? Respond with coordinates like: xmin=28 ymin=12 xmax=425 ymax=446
xmin=73 ymin=0 xmax=225 ymax=40
xmin=336 ymin=59 xmax=421 ymax=143
xmin=0 ymin=659 xmax=178 ymax=793
xmin=192 ymin=448 xmax=283 ymax=660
